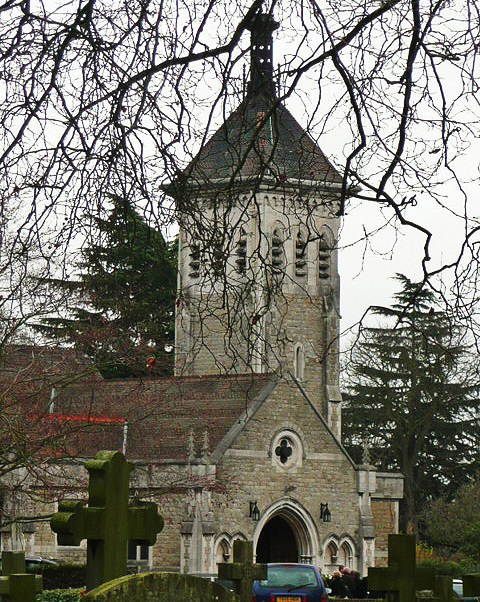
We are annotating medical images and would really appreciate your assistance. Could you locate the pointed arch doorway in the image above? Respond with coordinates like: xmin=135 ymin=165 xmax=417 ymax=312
xmin=256 ymin=515 xmax=298 ymax=563
xmin=254 ymin=500 xmax=319 ymax=565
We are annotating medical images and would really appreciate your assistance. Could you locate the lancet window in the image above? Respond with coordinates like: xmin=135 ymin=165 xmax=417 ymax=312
xmin=294 ymin=344 xmax=305 ymax=380
xmin=340 ymin=541 xmax=354 ymax=568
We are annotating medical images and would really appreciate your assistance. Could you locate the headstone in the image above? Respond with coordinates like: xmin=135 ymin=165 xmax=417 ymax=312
xmin=368 ymin=534 xmax=444 ymax=602
xmin=51 ymin=450 xmax=163 ymax=591
xmin=0 ymin=551 xmax=42 ymax=602
xmin=218 ymin=540 xmax=267 ymax=602
xmin=434 ymin=575 xmax=454 ymax=602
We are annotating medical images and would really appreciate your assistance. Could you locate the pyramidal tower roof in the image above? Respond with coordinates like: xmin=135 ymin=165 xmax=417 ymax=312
xmin=181 ymin=8 xmax=343 ymax=190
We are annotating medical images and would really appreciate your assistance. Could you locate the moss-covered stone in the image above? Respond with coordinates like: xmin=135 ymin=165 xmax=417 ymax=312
xmin=50 ymin=451 xmax=163 ymax=591
xmin=218 ymin=540 xmax=266 ymax=602
xmin=82 ymin=572 xmax=236 ymax=602
xmin=0 ymin=551 xmax=43 ymax=602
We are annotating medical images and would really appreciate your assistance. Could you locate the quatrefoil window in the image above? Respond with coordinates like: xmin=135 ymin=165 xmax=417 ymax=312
xmin=270 ymin=430 xmax=303 ymax=470
xmin=275 ymin=438 xmax=293 ymax=464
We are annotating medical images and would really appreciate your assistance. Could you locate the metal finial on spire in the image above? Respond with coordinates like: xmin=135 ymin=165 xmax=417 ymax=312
xmin=246 ymin=7 xmax=279 ymax=97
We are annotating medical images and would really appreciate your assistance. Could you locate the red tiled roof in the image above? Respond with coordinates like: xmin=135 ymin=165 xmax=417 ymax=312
xmin=1 ymin=345 xmax=273 ymax=463
xmin=48 ymin=373 xmax=273 ymax=462
xmin=0 ymin=344 xmax=102 ymax=385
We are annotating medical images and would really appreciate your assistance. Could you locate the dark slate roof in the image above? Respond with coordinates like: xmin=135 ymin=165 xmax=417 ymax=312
xmin=182 ymin=93 xmax=343 ymax=188
xmin=49 ymin=372 xmax=274 ymax=462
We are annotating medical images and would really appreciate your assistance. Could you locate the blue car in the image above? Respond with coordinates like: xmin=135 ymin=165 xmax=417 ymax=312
xmin=253 ymin=563 xmax=329 ymax=602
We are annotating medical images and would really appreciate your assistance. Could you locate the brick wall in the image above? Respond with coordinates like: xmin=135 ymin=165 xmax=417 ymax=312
xmin=371 ymin=499 xmax=397 ymax=566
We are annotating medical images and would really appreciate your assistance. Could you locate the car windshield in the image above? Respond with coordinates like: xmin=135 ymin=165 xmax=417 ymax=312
xmin=259 ymin=566 xmax=318 ymax=589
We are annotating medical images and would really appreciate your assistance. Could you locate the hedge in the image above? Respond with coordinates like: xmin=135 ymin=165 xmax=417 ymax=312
xmin=27 ymin=563 xmax=86 ymax=590
xmin=35 ymin=589 xmax=83 ymax=602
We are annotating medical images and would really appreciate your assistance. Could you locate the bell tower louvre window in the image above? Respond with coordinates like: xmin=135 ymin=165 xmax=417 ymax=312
xmin=295 ymin=231 xmax=307 ymax=278
xmin=235 ymin=227 xmax=247 ymax=274
xmin=318 ymin=234 xmax=331 ymax=280
xmin=189 ymin=242 xmax=201 ymax=279
xmin=271 ymin=228 xmax=284 ymax=274
xmin=211 ymin=234 xmax=224 ymax=278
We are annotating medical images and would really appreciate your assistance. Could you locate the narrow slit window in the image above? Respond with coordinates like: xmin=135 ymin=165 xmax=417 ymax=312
xmin=295 ymin=344 xmax=305 ymax=380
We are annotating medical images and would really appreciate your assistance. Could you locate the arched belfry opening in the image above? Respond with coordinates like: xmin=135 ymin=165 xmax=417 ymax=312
xmin=256 ymin=515 xmax=298 ymax=563
xmin=254 ymin=501 xmax=318 ymax=565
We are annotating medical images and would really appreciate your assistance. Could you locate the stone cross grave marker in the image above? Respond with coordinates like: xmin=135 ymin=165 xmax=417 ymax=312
xmin=0 ymin=551 xmax=42 ymax=602
xmin=51 ymin=450 xmax=164 ymax=591
xmin=368 ymin=534 xmax=443 ymax=602
xmin=218 ymin=540 xmax=267 ymax=602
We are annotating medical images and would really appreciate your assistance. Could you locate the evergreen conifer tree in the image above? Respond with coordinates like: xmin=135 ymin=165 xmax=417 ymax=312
xmin=36 ymin=196 xmax=177 ymax=378
xmin=343 ymin=274 xmax=480 ymax=533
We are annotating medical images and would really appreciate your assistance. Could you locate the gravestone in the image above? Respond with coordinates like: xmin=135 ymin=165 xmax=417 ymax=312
xmin=463 ymin=574 xmax=480 ymax=597
xmin=218 ymin=540 xmax=267 ymax=602
xmin=51 ymin=450 xmax=163 ymax=591
xmin=0 ymin=551 xmax=42 ymax=601
xmin=434 ymin=575 xmax=454 ymax=602
xmin=368 ymin=534 xmax=444 ymax=602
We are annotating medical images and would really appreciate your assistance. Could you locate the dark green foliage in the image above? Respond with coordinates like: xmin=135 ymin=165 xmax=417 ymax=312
xmin=461 ymin=523 xmax=480 ymax=564
xmin=416 ymin=559 xmax=464 ymax=577
xmin=36 ymin=196 xmax=177 ymax=378
xmin=27 ymin=564 xmax=86 ymax=590
xmin=424 ymin=480 xmax=480 ymax=563
xmin=343 ymin=274 xmax=480 ymax=533
xmin=35 ymin=589 xmax=83 ymax=602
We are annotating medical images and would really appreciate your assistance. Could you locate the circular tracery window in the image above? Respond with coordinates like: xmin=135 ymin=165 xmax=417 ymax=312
xmin=271 ymin=430 xmax=303 ymax=470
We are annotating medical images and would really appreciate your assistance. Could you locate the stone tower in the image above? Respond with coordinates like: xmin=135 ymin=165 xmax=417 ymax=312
xmin=171 ymin=8 xmax=344 ymax=435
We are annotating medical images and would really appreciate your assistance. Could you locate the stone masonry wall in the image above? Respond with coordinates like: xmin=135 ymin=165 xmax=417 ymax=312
xmin=23 ymin=472 xmax=188 ymax=571
xmin=212 ymin=379 xmax=359 ymax=569
xmin=176 ymin=293 xmax=337 ymax=420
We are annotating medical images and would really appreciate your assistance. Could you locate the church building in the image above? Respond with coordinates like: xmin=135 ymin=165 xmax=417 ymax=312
xmin=0 ymin=7 xmax=402 ymax=577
